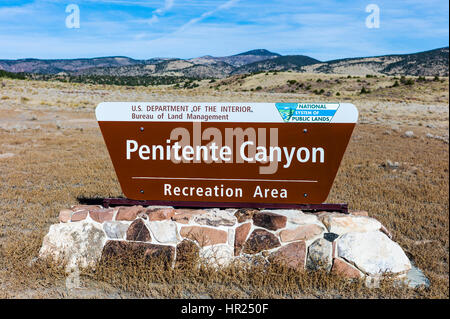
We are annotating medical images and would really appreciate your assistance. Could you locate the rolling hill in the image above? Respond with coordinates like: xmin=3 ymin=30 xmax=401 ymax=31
xmin=0 ymin=56 xmax=143 ymax=74
xmin=0 ymin=47 xmax=448 ymax=78
xmin=302 ymin=47 xmax=449 ymax=76
xmin=232 ymin=55 xmax=321 ymax=74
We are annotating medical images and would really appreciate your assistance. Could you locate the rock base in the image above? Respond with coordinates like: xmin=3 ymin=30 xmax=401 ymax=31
xmin=39 ymin=205 xmax=423 ymax=287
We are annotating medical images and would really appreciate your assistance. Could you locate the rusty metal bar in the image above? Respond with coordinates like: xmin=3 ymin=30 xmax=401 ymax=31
xmin=102 ymin=198 xmax=348 ymax=213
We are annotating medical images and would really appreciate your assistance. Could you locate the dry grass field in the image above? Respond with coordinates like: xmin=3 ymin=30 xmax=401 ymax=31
xmin=0 ymin=73 xmax=448 ymax=298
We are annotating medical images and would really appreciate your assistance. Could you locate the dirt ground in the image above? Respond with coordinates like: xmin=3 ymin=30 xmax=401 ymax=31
xmin=0 ymin=73 xmax=448 ymax=298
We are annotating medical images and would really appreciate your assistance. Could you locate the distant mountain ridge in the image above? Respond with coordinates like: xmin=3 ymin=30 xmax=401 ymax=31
xmin=0 ymin=56 xmax=141 ymax=74
xmin=232 ymin=55 xmax=321 ymax=74
xmin=302 ymin=47 xmax=449 ymax=76
xmin=0 ymin=47 xmax=448 ymax=78
xmin=233 ymin=49 xmax=281 ymax=56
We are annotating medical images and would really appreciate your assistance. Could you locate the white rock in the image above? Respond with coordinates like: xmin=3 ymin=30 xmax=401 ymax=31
xmin=103 ymin=221 xmax=128 ymax=239
xmin=403 ymin=265 xmax=430 ymax=288
xmin=224 ymin=208 xmax=238 ymax=214
xmin=263 ymin=209 xmax=319 ymax=225
xmin=403 ymin=131 xmax=414 ymax=138
xmin=365 ymin=276 xmax=381 ymax=288
xmin=337 ymin=231 xmax=411 ymax=276
xmin=193 ymin=208 xmax=237 ymax=226
xmin=39 ymin=221 xmax=106 ymax=269
xmin=321 ymin=213 xmax=381 ymax=235
xmin=228 ymin=228 xmax=235 ymax=247
xmin=200 ymin=244 xmax=234 ymax=267
xmin=385 ymin=160 xmax=399 ymax=169
xmin=148 ymin=220 xmax=179 ymax=244
xmin=146 ymin=205 xmax=173 ymax=210
xmin=65 ymin=267 xmax=81 ymax=289
xmin=0 ymin=153 xmax=15 ymax=159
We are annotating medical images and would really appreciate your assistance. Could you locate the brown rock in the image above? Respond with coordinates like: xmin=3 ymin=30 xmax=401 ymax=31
xmin=175 ymin=240 xmax=200 ymax=268
xmin=89 ymin=208 xmax=114 ymax=223
xmin=242 ymin=229 xmax=281 ymax=254
xmin=71 ymin=210 xmax=88 ymax=222
xmin=279 ymin=224 xmax=324 ymax=242
xmin=137 ymin=212 xmax=149 ymax=220
xmin=126 ymin=219 xmax=151 ymax=242
xmin=331 ymin=258 xmax=363 ymax=279
xmin=349 ymin=210 xmax=369 ymax=217
xmin=101 ymin=240 xmax=174 ymax=266
xmin=116 ymin=205 xmax=144 ymax=221
xmin=252 ymin=212 xmax=287 ymax=231
xmin=234 ymin=208 xmax=259 ymax=223
xmin=234 ymin=223 xmax=252 ymax=256
xmin=172 ymin=209 xmax=205 ymax=224
xmin=269 ymin=241 xmax=306 ymax=269
xmin=144 ymin=243 xmax=175 ymax=263
xmin=58 ymin=209 xmax=73 ymax=223
xmin=180 ymin=226 xmax=227 ymax=247
xmin=147 ymin=208 xmax=175 ymax=221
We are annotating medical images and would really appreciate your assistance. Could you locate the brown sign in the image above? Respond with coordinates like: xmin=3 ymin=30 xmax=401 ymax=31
xmin=96 ymin=102 xmax=358 ymax=205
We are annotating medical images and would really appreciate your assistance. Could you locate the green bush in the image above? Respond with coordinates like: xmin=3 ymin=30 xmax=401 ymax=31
xmin=360 ymin=87 xmax=370 ymax=94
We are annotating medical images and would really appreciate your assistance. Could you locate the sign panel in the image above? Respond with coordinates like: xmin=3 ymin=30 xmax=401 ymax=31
xmin=96 ymin=102 xmax=358 ymax=205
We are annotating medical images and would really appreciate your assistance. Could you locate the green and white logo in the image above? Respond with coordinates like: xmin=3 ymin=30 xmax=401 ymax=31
xmin=275 ymin=103 xmax=339 ymax=123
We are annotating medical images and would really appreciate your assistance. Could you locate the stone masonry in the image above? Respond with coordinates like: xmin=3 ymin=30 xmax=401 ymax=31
xmin=40 ymin=205 xmax=415 ymax=284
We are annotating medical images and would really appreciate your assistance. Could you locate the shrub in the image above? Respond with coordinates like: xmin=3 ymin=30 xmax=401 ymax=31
xmin=360 ymin=87 xmax=370 ymax=94
xmin=417 ymin=76 xmax=426 ymax=82
xmin=404 ymin=78 xmax=414 ymax=85
xmin=313 ymin=89 xmax=325 ymax=95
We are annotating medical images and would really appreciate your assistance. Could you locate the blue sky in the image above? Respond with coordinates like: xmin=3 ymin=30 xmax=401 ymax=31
xmin=0 ymin=0 xmax=448 ymax=60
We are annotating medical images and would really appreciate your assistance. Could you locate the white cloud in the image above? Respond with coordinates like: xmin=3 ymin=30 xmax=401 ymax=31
xmin=0 ymin=2 xmax=38 ymax=18
xmin=146 ymin=0 xmax=175 ymax=25
xmin=143 ymin=15 xmax=159 ymax=25
xmin=155 ymin=0 xmax=174 ymax=13
xmin=178 ymin=0 xmax=239 ymax=31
